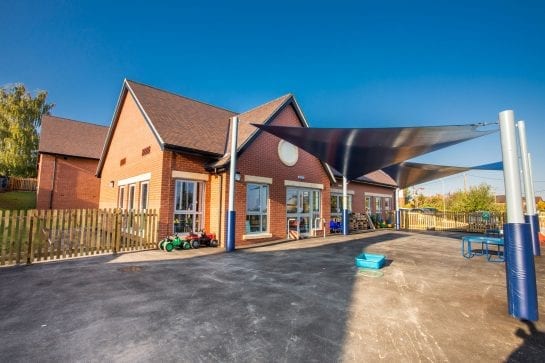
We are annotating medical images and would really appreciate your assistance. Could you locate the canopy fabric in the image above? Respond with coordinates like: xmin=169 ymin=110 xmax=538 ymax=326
xmin=382 ymin=161 xmax=503 ymax=189
xmin=253 ymin=124 xmax=498 ymax=180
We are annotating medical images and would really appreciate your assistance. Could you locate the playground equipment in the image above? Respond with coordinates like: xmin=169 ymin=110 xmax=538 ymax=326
xmin=158 ymin=231 xmax=219 ymax=252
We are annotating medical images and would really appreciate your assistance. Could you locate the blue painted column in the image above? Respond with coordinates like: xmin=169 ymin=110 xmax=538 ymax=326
xmin=226 ymin=116 xmax=239 ymax=252
xmin=499 ymin=110 xmax=538 ymax=321
xmin=395 ymin=188 xmax=400 ymax=230
xmin=342 ymin=176 xmax=349 ymax=235
xmin=517 ymin=121 xmax=541 ymax=256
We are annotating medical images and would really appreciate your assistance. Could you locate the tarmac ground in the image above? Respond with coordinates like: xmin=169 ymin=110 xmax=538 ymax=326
xmin=1 ymin=230 xmax=544 ymax=362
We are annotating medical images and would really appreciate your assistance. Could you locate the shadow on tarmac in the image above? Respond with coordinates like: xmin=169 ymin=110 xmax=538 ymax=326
xmin=507 ymin=320 xmax=545 ymax=362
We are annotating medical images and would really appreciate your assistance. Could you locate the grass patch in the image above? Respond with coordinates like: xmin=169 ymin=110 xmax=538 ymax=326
xmin=0 ymin=191 xmax=36 ymax=210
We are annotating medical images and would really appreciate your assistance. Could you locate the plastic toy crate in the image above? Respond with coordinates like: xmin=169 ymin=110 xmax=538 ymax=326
xmin=355 ymin=253 xmax=386 ymax=269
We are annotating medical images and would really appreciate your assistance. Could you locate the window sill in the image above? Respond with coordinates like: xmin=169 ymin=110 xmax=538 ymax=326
xmin=242 ymin=233 xmax=272 ymax=240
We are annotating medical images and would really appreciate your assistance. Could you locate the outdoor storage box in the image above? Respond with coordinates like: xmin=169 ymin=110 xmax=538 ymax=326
xmin=355 ymin=253 xmax=385 ymax=269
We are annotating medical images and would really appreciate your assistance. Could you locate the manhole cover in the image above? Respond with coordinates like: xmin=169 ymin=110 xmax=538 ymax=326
xmin=118 ymin=266 xmax=144 ymax=273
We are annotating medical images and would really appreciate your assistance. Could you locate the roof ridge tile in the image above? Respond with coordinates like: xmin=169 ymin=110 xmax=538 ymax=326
xmin=126 ymin=79 xmax=237 ymax=114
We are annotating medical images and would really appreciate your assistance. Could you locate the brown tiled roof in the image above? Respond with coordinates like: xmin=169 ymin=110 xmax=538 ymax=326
xmin=212 ymin=94 xmax=294 ymax=167
xmin=236 ymin=94 xmax=294 ymax=150
xmin=333 ymin=168 xmax=397 ymax=187
xmin=39 ymin=115 xmax=108 ymax=159
xmin=356 ymin=170 xmax=397 ymax=187
xmin=126 ymin=80 xmax=236 ymax=155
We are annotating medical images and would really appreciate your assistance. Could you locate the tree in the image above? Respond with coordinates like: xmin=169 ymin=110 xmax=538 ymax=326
xmin=444 ymin=183 xmax=497 ymax=212
xmin=0 ymin=84 xmax=53 ymax=177
xmin=537 ymin=200 xmax=545 ymax=212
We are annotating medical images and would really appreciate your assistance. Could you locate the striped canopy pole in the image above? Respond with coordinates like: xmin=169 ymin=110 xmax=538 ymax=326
xmin=517 ymin=120 xmax=541 ymax=256
xmin=499 ymin=110 xmax=538 ymax=321
xmin=226 ymin=116 xmax=239 ymax=252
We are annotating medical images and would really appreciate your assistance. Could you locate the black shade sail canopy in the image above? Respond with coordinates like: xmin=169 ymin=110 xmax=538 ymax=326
xmin=253 ymin=124 xmax=498 ymax=180
xmin=382 ymin=161 xmax=503 ymax=189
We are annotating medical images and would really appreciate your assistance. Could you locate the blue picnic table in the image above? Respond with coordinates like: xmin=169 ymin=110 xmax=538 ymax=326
xmin=461 ymin=235 xmax=505 ymax=262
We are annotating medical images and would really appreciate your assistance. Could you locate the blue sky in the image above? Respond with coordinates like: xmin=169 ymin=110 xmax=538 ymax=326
xmin=2 ymin=0 xmax=544 ymax=197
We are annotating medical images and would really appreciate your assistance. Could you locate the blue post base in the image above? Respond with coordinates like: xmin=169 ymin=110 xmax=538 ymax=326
xmin=395 ymin=210 xmax=401 ymax=230
xmin=342 ymin=209 xmax=349 ymax=235
xmin=504 ymin=222 xmax=538 ymax=321
xmin=525 ymin=214 xmax=541 ymax=256
xmin=226 ymin=211 xmax=236 ymax=252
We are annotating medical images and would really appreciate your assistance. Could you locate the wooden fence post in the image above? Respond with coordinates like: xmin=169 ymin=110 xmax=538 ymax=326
xmin=114 ymin=209 xmax=121 ymax=253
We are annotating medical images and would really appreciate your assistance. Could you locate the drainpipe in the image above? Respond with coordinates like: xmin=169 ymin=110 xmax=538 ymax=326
xmin=517 ymin=120 xmax=540 ymax=256
xmin=499 ymin=110 xmax=538 ymax=321
xmin=342 ymin=176 xmax=349 ymax=235
xmin=226 ymin=116 xmax=239 ymax=252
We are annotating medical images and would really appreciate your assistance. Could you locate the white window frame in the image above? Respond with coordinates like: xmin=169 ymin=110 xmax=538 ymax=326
xmin=245 ymin=183 xmax=269 ymax=234
xmin=375 ymin=197 xmax=382 ymax=212
xmin=173 ymin=179 xmax=205 ymax=234
xmin=118 ymin=186 xmax=125 ymax=209
xmin=140 ymin=181 xmax=149 ymax=210
xmin=331 ymin=193 xmax=352 ymax=218
xmin=384 ymin=197 xmax=391 ymax=211
xmin=128 ymin=184 xmax=136 ymax=210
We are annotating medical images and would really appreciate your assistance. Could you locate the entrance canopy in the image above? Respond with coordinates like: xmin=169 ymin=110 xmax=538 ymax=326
xmin=382 ymin=161 xmax=503 ymax=189
xmin=253 ymin=123 xmax=498 ymax=180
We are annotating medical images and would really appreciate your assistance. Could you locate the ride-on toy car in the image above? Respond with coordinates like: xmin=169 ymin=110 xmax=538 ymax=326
xmin=185 ymin=230 xmax=219 ymax=248
xmin=158 ymin=231 xmax=219 ymax=252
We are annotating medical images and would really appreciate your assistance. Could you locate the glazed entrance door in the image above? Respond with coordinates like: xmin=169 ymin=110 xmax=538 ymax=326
xmin=286 ymin=188 xmax=320 ymax=238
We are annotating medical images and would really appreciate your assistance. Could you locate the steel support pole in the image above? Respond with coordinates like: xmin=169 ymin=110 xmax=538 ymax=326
xmin=226 ymin=116 xmax=239 ymax=252
xmin=517 ymin=120 xmax=540 ymax=256
xmin=395 ymin=188 xmax=400 ymax=230
xmin=499 ymin=110 xmax=538 ymax=321
xmin=342 ymin=176 xmax=349 ymax=235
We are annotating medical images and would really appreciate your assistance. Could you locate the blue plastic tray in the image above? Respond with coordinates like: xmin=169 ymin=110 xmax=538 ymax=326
xmin=355 ymin=253 xmax=385 ymax=269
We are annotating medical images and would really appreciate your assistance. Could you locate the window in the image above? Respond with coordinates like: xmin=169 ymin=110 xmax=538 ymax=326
xmin=375 ymin=197 xmax=382 ymax=212
xmin=330 ymin=193 xmax=352 ymax=218
xmin=384 ymin=197 xmax=391 ymax=211
xmin=365 ymin=196 xmax=371 ymax=212
xmin=174 ymin=180 xmax=204 ymax=234
xmin=118 ymin=186 xmax=125 ymax=209
xmin=140 ymin=182 xmax=149 ymax=210
xmin=128 ymin=184 xmax=136 ymax=210
xmin=246 ymin=184 xmax=268 ymax=233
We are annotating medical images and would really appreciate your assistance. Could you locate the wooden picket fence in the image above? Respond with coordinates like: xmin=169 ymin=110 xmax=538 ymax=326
xmin=7 ymin=177 xmax=37 ymax=191
xmin=399 ymin=210 xmax=506 ymax=233
xmin=0 ymin=208 xmax=158 ymax=266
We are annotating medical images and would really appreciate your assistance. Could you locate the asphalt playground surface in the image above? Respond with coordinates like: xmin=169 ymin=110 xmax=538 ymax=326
xmin=1 ymin=230 xmax=544 ymax=362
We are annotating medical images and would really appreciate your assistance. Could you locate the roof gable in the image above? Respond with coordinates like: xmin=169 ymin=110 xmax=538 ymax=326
xmin=39 ymin=115 xmax=108 ymax=159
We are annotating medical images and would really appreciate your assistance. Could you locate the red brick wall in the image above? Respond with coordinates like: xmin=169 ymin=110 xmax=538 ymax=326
xmin=331 ymin=179 xmax=396 ymax=214
xmin=231 ymin=104 xmax=332 ymax=245
xmin=36 ymin=153 xmax=100 ymax=209
xmin=36 ymin=153 xmax=54 ymax=209
xmin=158 ymin=151 xmax=212 ymax=239
xmin=98 ymin=90 xmax=165 ymax=241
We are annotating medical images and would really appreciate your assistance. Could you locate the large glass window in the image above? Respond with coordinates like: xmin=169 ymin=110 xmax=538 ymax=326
xmin=174 ymin=180 xmax=204 ymax=234
xmin=118 ymin=186 xmax=125 ymax=209
xmin=140 ymin=182 xmax=149 ymax=210
xmin=365 ymin=196 xmax=372 ymax=212
xmin=384 ymin=197 xmax=391 ymax=211
xmin=246 ymin=184 xmax=268 ymax=234
xmin=128 ymin=184 xmax=136 ymax=210
xmin=330 ymin=193 xmax=352 ymax=218
xmin=375 ymin=197 xmax=382 ymax=212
